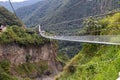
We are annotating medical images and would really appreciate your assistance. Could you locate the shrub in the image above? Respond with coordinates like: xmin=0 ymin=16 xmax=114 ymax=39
xmin=0 ymin=72 xmax=18 ymax=80
xmin=0 ymin=26 xmax=50 ymax=46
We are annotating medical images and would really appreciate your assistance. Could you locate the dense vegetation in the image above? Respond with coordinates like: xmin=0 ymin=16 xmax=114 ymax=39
xmin=0 ymin=6 xmax=49 ymax=45
xmin=0 ymin=26 xmax=50 ymax=46
xmin=58 ymin=41 xmax=82 ymax=58
xmin=0 ymin=60 xmax=48 ymax=80
xmin=0 ymin=6 xmax=22 ymax=26
xmin=55 ymin=12 xmax=120 ymax=80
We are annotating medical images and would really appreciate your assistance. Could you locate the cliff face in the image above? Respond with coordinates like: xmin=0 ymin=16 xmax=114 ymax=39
xmin=0 ymin=42 xmax=62 ymax=77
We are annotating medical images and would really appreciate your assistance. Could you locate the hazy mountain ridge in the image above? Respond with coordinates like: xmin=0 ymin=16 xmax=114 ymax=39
xmin=0 ymin=0 xmax=42 ymax=11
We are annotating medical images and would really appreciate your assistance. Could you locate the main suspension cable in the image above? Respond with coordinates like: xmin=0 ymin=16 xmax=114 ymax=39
xmin=9 ymin=0 xmax=17 ymax=16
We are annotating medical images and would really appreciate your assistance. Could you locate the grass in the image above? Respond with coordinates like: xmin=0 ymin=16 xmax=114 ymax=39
xmin=56 ymin=45 xmax=120 ymax=80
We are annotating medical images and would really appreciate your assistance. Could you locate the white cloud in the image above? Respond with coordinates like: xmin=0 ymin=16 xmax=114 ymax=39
xmin=0 ymin=0 xmax=28 ymax=2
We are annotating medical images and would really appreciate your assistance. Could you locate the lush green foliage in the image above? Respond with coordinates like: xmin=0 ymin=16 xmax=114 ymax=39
xmin=101 ymin=13 xmax=120 ymax=35
xmin=0 ymin=6 xmax=22 ymax=26
xmin=56 ymin=45 xmax=120 ymax=80
xmin=0 ymin=72 xmax=18 ymax=80
xmin=0 ymin=26 xmax=50 ymax=46
xmin=0 ymin=60 xmax=48 ymax=80
xmin=56 ymin=12 xmax=120 ymax=80
xmin=81 ymin=12 xmax=120 ymax=35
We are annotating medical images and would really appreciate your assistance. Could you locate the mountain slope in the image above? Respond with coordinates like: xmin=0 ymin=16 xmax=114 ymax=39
xmin=0 ymin=6 xmax=22 ymax=26
xmin=43 ymin=0 xmax=120 ymax=24
xmin=16 ymin=0 xmax=120 ymax=27
xmin=41 ymin=0 xmax=120 ymax=36
xmin=16 ymin=0 xmax=63 ymax=27
xmin=55 ymin=12 xmax=120 ymax=80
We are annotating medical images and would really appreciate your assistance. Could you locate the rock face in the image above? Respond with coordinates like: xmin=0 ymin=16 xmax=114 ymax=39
xmin=0 ymin=43 xmax=62 ymax=74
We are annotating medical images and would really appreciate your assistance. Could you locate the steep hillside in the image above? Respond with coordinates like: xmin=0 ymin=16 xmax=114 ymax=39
xmin=0 ymin=6 xmax=22 ymax=26
xmin=55 ymin=12 xmax=120 ymax=80
xmin=0 ymin=6 xmax=61 ymax=80
xmin=0 ymin=26 xmax=62 ymax=80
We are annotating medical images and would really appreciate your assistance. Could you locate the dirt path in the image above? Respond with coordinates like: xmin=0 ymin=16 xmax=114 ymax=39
xmin=42 ymin=77 xmax=54 ymax=80
xmin=36 ymin=76 xmax=54 ymax=80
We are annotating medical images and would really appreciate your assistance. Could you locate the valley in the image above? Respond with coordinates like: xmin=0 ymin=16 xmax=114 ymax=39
xmin=0 ymin=0 xmax=120 ymax=80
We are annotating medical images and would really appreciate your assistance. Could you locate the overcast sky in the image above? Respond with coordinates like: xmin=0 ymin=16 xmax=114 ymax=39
xmin=0 ymin=0 xmax=28 ymax=2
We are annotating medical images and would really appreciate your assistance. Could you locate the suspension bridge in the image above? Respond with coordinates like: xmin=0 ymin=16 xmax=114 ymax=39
xmin=38 ymin=11 xmax=120 ymax=45
xmin=7 ymin=0 xmax=120 ymax=45
xmin=38 ymin=10 xmax=120 ymax=45
xmin=39 ymin=24 xmax=120 ymax=45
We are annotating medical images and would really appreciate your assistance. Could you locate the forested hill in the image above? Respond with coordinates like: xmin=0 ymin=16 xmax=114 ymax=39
xmin=16 ymin=0 xmax=120 ymax=27
xmin=0 ymin=6 xmax=22 ymax=26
